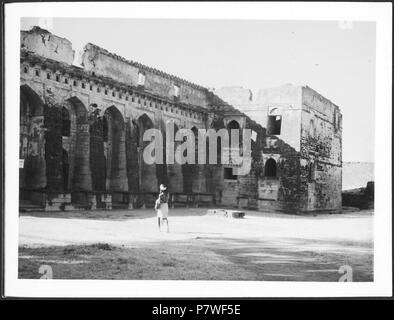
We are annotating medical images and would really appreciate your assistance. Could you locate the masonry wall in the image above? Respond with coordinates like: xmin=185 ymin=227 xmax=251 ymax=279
xmin=21 ymin=26 xmax=75 ymax=65
xmin=19 ymin=27 xmax=230 ymax=210
xmin=80 ymin=43 xmax=208 ymax=108
xmin=299 ymin=86 xmax=342 ymax=210
xmin=215 ymin=84 xmax=342 ymax=212
xmin=19 ymin=26 xmax=342 ymax=212
xmin=215 ymin=85 xmax=303 ymax=211
xmin=215 ymin=84 xmax=303 ymax=151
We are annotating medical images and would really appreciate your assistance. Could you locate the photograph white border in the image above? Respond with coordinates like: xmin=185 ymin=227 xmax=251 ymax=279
xmin=4 ymin=1 xmax=392 ymax=297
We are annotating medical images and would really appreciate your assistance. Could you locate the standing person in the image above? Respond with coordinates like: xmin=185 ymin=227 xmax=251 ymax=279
xmin=155 ymin=184 xmax=170 ymax=232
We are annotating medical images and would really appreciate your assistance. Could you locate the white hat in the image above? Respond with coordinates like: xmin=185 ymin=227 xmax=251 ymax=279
xmin=159 ymin=184 xmax=167 ymax=191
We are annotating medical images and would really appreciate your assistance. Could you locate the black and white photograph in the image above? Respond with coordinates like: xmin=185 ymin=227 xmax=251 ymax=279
xmin=2 ymin=2 xmax=392 ymax=298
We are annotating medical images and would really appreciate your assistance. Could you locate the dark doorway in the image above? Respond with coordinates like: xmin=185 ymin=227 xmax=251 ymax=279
xmin=264 ymin=158 xmax=277 ymax=177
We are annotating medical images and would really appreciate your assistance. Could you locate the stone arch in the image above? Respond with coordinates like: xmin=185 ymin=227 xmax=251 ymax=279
xmin=210 ymin=116 xmax=226 ymax=165
xmin=19 ymin=85 xmax=46 ymax=190
xmin=227 ymin=119 xmax=240 ymax=129
xmin=61 ymin=107 xmax=71 ymax=137
xmin=137 ymin=113 xmax=158 ymax=192
xmin=226 ymin=119 xmax=241 ymax=151
xmin=264 ymin=158 xmax=277 ymax=178
xmin=269 ymin=108 xmax=280 ymax=115
xmin=20 ymin=84 xmax=44 ymax=116
xmin=103 ymin=106 xmax=128 ymax=192
xmin=191 ymin=126 xmax=199 ymax=164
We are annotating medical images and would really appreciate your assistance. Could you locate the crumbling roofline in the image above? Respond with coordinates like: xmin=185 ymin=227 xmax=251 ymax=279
xmin=21 ymin=49 xmax=209 ymax=115
xmin=85 ymin=42 xmax=207 ymax=92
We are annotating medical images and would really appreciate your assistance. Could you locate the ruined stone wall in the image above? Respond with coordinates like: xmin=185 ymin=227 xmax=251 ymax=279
xmin=19 ymin=27 xmax=341 ymax=212
xmin=19 ymin=27 xmax=218 ymax=209
xmin=215 ymin=85 xmax=304 ymax=211
xmin=256 ymin=85 xmax=303 ymax=211
xmin=215 ymin=84 xmax=303 ymax=151
xmin=20 ymin=59 xmax=207 ymax=190
xmin=299 ymin=86 xmax=342 ymax=210
xmin=20 ymin=85 xmax=47 ymax=190
xmin=254 ymin=85 xmax=303 ymax=152
xmin=235 ymin=117 xmax=264 ymax=210
xmin=21 ymin=26 xmax=75 ymax=65
xmin=80 ymin=43 xmax=208 ymax=108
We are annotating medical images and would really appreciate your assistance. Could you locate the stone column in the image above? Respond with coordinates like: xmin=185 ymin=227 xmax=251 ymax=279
xmin=72 ymin=123 xmax=92 ymax=191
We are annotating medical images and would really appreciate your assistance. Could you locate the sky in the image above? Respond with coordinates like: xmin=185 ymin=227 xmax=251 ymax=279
xmin=21 ymin=18 xmax=376 ymax=162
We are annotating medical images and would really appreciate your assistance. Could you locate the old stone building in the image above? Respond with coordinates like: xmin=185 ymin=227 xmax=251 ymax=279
xmin=215 ymin=84 xmax=343 ymax=211
xmin=19 ymin=26 xmax=342 ymax=213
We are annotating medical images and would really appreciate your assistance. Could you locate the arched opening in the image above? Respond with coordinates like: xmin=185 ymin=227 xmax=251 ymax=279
xmin=103 ymin=106 xmax=128 ymax=191
xmin=19 ymin=85 xmax=46 ymax=190
xmin=227 ymin=119 xmax=240 ymax=133
xmin=264 ymin=158 xmax=277 ymax=178
xmin=65 ymin=97 xmax=91 ymax=191
xmin=137 ymin=113 xmax=157 ymax=192
xmin=191 ymin=126 xmax=199 ymax=165
xmin=61 ymin=107 xmax=70 ymax=137
xmin=226 ymin=120 xmax=241 ymax=163
xmin=212 ymin=117 xmax=225 ymax=165
xmin=89 ymin=109 xmax=106 ymax=192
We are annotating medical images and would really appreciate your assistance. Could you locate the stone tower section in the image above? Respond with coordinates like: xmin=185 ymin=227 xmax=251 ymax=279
xmin=216 ymin=84 xmax=342 ymax=212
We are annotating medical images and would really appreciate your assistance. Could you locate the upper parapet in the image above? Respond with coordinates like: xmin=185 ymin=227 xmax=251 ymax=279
xmin=21 ymin=26 xmax=75 ymax=65
xmin=20 ymin=26 xmax=209 ymax=107
xmin=80 ymin=43 xmax=206 ymax=91
xmin=80 ymin=43 xmax=209 ymax=107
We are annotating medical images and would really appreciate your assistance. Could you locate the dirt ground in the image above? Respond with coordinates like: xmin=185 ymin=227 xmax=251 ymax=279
xmin=19 ymin=208 xmax=373 ymax=281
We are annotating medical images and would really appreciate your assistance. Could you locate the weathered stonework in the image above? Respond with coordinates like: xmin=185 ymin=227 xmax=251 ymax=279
xmin=19 ymin=27 xmax=245 ymax=211
xmin=19 ymin=26 xmax=342 ymax=213
xmin=21 ymin=26 xmax=75 ymax=65
xmin=216 ymin=84 xmax=343 ymax=212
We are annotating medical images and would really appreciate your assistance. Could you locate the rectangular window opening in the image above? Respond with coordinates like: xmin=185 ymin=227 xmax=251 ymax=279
xmin=267 ymin=115 xmax=282 ymax=135
xmin=137 ymin=72 xmax=146 ymax=86
xmin=224 ymin=167 xmax=237 ymax=180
